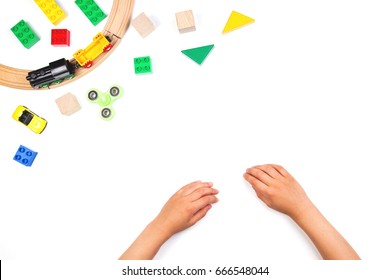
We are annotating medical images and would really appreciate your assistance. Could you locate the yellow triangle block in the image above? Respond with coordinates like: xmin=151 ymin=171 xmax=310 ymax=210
xmin=222 ymin=11 xmax=255 ymax=34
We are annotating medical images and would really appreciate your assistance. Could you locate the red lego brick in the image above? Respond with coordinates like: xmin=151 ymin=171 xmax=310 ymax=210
xmin=51 ymin=29 xmax=70 ymax=47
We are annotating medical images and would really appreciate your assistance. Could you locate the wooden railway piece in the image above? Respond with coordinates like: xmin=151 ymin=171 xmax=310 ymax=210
xmin=0 ymin=0 xmax=134 ymax=90
xmin=0 ymin=65 xmax=30 ymax=89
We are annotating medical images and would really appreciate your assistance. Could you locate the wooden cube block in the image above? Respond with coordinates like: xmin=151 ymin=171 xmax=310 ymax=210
xmin=55 ymin=93 xmax=81 ymax=116
xmin=175 ymin=10 xmax=196 ymax=33
xmin=132 ymin=12 xmax=155 ymax=38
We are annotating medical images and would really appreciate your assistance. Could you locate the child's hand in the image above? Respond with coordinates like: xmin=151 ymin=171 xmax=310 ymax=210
xmin=119 ymin=181 xmax=218 ymax=260
xmin=152 ymin=181 xmax=219 ymax=239
xmin=243 ymin=164 xmax=312 ymax=220
xmin=244 ymin=164 xmax=361 ymax=260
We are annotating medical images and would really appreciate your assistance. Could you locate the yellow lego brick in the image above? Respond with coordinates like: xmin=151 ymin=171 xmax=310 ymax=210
xmin=222 ymin=11 xmax=254 ymax=34
xmin=34 ymin=0 xmax=67 ymax=26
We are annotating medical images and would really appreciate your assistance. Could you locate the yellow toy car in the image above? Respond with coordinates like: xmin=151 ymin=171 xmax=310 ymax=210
xmin=12 ymin=105 xmax=47 ymax=134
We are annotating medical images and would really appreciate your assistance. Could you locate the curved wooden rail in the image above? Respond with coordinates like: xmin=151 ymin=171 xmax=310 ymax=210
xmin=0 ymin=0 xmax=134 ymax=90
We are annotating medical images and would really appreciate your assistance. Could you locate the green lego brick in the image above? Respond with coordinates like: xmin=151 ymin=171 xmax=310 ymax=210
xmin=134 ymin=56 xmax=152 ymax=74
xmin=10 ymin=20 xmax=40 ymax=49
xmin=75 ymin=0 xmax=107 ymax=26
xmin=181 ymin=44 xmax=214 ymax=65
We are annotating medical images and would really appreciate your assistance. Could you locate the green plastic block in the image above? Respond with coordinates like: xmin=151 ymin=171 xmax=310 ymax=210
xmin=134 ymin=56 xmax=152 ymax=74
xmin=75 ymin=0 xmax=107 ymax=26
xmin=11 ymin=20 xmax=40 ymax=49
xmin=181 ymin=44 xmax=214 ymax=65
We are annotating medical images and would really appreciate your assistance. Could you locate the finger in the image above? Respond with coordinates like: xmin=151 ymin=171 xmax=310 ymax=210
xmin=179 ymin=181 xmax=213 ymax=196
xmin=191 ymin=194 xmax=219 ymax=213
xmin=254 ymin=164 xmax=282 ymax=179
xmin=189 ymin=204 xmax=212 ymax=226
xmin=188 ymin=186 xmax=219 ymax=201
xmin=243 ymin=173 xmax=269 ymax=194
xmin=271 ymin=164 xmax=290 ymax=177
xmin=246 ymin=167 xmax=274 ymax=186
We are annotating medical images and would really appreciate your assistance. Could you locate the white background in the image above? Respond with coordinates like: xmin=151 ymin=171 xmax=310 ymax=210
xmin=1 ymin=0 xmax=389 ymax=278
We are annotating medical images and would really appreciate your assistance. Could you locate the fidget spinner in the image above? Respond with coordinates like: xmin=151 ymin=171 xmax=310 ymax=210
xmin=87 ymin=84 xmax=123 ymax=120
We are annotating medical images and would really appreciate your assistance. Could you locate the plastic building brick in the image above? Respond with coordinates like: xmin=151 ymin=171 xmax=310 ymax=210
xmin=181 ymin=44 xmax=214 ymax=65
xmin=73 ymin=32 xmax=112 ymax=68
xmin=75 ymin=0 xmax=107 ymax=26
xmin=13 ymin=145 xmax=38 ymax=167
xmin=222 ymin=11 xmax=255 ymax=34
xmin=87 ymin=85 xmax=123 ymax=120
xmin=55 ymin=93 xmax=81 ymax=116
xmin=132 ymin=12 xmax=155 ymax=38
xmin=34 ymin=0 xmax=67 ymax=26
xmin=175 ymin=10 xmax=196 ymax=33
xmin=134 ymin=56 xmax=152 ymax=74
xmin=10 ymin=20 xmax=40 ymax=49
xmin=12 ymin=105 xmax=48 ymax=134
xmin=51 ymin=29 xmax=70 ymax=46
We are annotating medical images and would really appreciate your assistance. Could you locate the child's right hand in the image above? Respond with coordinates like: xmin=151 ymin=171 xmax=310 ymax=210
xmin=244 ymin=164 xmax=361 ymax=260
xmin=243 ymin=164 xmax=313 ymax=220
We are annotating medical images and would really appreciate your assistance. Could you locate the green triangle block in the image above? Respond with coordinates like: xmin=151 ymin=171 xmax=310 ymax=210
xmin=181 ymin=44 xmax=214 ymax=65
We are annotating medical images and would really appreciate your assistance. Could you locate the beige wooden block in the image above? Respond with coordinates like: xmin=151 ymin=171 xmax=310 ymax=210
xmin=175 ymin=10 xmax=196 ymax=33
xmin=132 ymin=12 xmax=155 ymax=38
xmin=55 ymin=93 xmax=81 ymax=116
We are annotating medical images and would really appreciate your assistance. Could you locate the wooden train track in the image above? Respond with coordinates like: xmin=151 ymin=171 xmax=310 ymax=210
xmin=0 ymin=0 xmax=134 ymax=90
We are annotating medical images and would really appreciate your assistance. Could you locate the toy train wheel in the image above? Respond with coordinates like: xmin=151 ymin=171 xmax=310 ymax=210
xmin=50 ymin=79 xmax=63 ymax=86
xmin=103 ymin=44 xmax=113 ymax=52
xmin=64 ymin=74 xmax=75 ymax=81
xmin=109 ymin=86 xmax=120 ymax=97
xmin=84 ymin=61 xmax=93 ymax=68
xmin=87 ymin=90 xmax=99 ymax=101
xmin=101 ymin=108 xmax=112 ymax=118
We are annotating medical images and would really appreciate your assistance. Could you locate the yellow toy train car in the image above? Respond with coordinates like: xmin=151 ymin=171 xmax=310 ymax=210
xmin=73 ymin=32 xmax=112 ymax=68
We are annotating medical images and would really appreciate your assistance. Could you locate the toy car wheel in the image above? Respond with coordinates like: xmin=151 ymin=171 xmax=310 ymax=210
xmin=109 ymin=86 xmax=120 ymax=97
xmin=101 ymin=108 xmax=112 ymax=119
xmin=88 ymin=90 xmax=99 ymax=101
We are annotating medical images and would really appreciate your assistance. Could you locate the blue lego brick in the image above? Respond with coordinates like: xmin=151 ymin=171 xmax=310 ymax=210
xmin=10 ymin=20 xmax=40 ymax=49
xmin=13 ymin=145 xmax=38 ymax=167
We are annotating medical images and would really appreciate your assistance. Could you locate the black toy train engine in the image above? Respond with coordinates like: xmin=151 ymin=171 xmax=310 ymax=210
xmin=26 ymin=58 xmax=75 ymax=89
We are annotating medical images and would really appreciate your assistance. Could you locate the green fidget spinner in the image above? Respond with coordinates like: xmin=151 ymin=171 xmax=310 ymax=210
xmin=87 ymin=84 xmax=123 ymax=120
